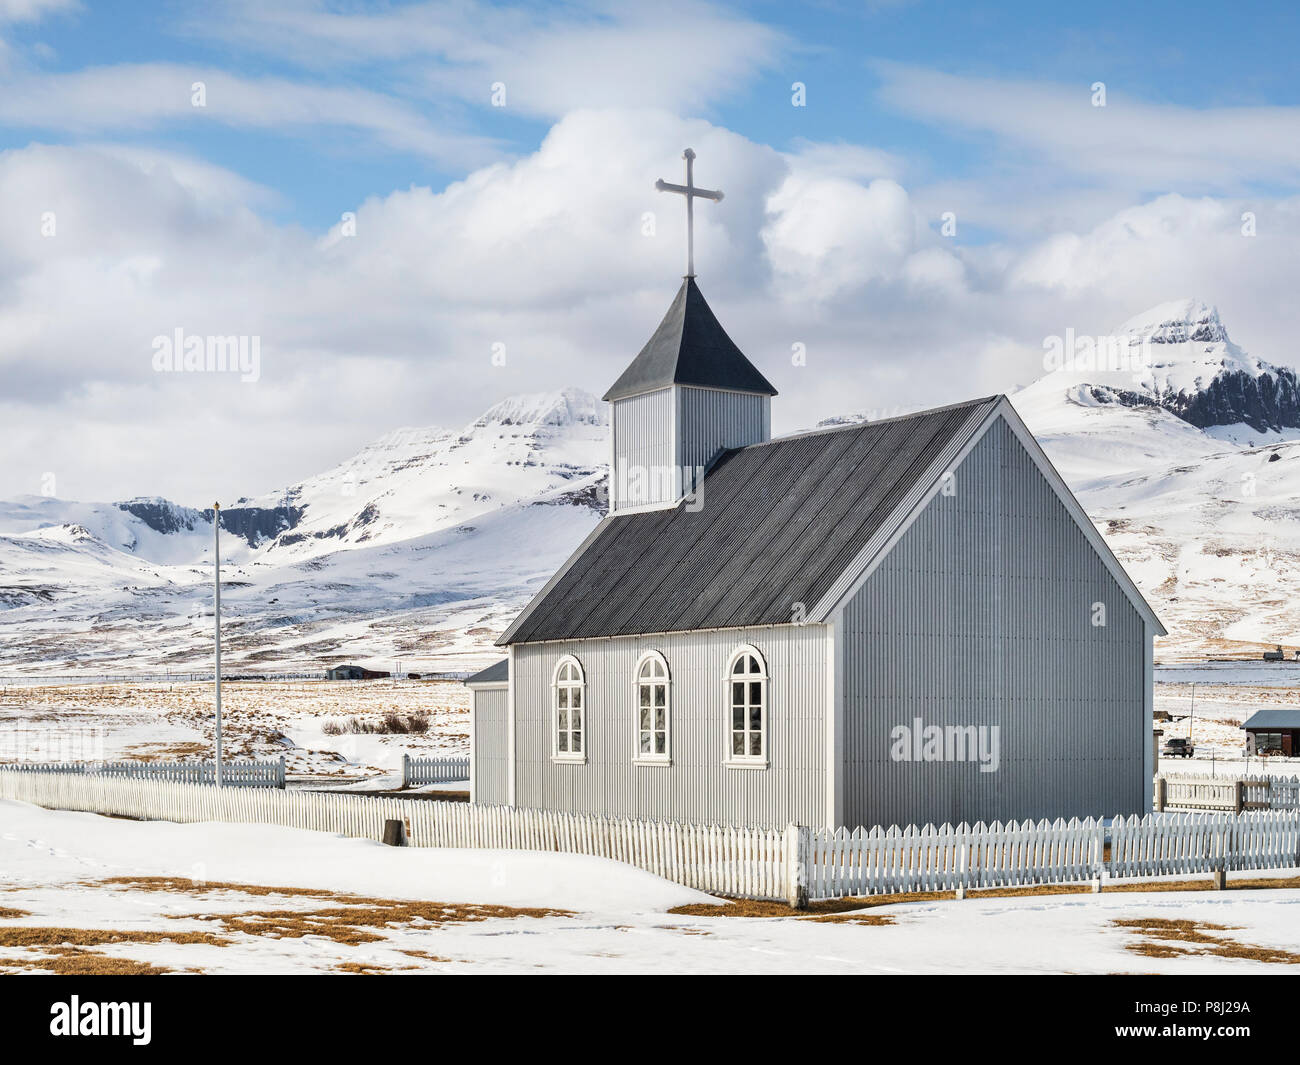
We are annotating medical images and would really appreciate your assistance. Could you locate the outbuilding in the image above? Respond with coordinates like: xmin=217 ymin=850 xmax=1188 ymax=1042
xmin=1242 ymin=710 xmax=1300 ymax=757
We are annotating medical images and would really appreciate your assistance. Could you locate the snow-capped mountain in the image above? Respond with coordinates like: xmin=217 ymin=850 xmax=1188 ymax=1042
xmin=5 ymin=302 xmax=1300 ymax=672
xmin=0 ymin=389 xmax=608 ymax=674
xmin=1011 ymin=300 xmax=1300 ymax=659
xmin=1016 ymin=299 xmax=1300 ymax=450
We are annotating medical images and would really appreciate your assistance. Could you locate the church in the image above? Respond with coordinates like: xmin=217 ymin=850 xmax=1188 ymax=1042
xmin=465 ymin=151 xmax=1164 ymax=832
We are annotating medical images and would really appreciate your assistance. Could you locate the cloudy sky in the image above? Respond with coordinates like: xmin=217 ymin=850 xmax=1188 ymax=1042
xmin=2 ymin=0 xmax=1298 ymax=504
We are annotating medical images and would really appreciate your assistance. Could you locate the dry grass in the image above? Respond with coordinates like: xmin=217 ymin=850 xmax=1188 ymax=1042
xmin=0 ymin=876 xmax=570 ymax=974
xmin=0 ymin=907 xmax=30 ymax=919
xmin=85 ymin=875 xmax=571 ymax=946
xmin=1 ymin=947 xmax=175 ymax=975
xmin=204 ymin=900 xmax=568 ymax=946
xmin=0 ymin=925 xmax=228 ymax=975
xmin=1113 ymin=918 xmax=1300 ymax=965
xmin=0 ymin=925 xmax=228 ymax=950
xmin=808 ymin=913 xmax=896 ymax=927
xmin=668 ymin=875 xmax=1300 ymax=920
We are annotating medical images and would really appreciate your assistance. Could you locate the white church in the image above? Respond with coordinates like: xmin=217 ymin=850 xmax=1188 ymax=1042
xmin=465 ymin=151 xmax=1164 ymax=832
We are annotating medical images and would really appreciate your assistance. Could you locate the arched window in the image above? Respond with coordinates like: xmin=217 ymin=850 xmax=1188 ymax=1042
xmin=552 ymin=656 xmax=586 ymax=762
xmin=726 ymin=646 xmax=768 ymax=765
xmin=635 ymin=651 xmax=670 ymax=763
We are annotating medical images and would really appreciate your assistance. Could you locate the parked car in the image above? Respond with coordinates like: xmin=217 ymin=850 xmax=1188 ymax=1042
xmin=1162 ymin=737 xmax=1195 ymax=758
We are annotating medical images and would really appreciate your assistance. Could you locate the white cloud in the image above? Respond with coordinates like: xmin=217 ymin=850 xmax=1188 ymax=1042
xmin=191 ymin=0 xmax=788 ymax=120
xmin=0 ymin=63 xmax=502 ymax=167
xmin=873 ymin=61 xmax=1300 ymax=193
xmin=3 ymin=107 xmax=1299 ymax=506
xmin=0 ymin=0 xmax=77 ymax=23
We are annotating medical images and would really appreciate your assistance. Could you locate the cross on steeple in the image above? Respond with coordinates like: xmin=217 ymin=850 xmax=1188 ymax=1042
xmin=655 ymin=148 xmax=723 ymax=278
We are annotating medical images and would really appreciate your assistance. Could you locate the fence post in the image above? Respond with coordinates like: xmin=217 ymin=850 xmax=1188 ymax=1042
xmin=1155 ymin=777 xmax=1166 ymax=813
xmin=277 ymin=755 xmax=286 ymax=789
xmin=1233 ymin=779 xmax=1244 ymax=815
xmin=402 ymin=753 xmax=410 ymax=789
xmin=784 ymin=823 xmax=808 ymax=910
xmin=1092 ymin=819 xmax=1104 ymax=893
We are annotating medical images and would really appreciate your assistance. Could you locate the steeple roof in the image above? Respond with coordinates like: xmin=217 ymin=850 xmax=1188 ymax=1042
xmin=603 ymin=278 xmax=777 ymax=402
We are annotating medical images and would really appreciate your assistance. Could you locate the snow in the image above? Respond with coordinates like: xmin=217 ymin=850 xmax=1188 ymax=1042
xmin=3 ymin=801 xmax=1299 ymax=974
xmin=5 ymin=299 xmax=1300 ymax=673
xmin=0 ymin=389 xmax=607 ymax=675
xmin=0 ymin=679 xmax=471 ymax=779
xmin=0 ymin=800 xmax=700 ymax=913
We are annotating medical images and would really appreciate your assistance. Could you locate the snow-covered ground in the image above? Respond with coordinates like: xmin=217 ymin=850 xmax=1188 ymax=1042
xmin=2 ymin=801 xmax=1298 ymax=975
xmin=0 ymin=679 xmax=469 ymax=780
xmin=1154 ymin=663 xmax=1300 ymax=776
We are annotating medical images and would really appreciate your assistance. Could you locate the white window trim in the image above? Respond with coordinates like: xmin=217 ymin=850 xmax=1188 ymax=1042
xmin=633 ymin=650 xmax=672 ymax=766
xmin=723 ymin=644 xmax=769 ymax=769
xmin=551 ymin=654 xmax=587 ymax=765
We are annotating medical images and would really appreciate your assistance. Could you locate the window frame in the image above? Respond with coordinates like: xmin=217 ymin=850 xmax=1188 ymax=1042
xmin=632 ymin=650 xmax=672 ymax=766
xmin=723 ymin=644 xmax=769 ymax=769
xmin=551 ymin=655 xmax=587 ymax=764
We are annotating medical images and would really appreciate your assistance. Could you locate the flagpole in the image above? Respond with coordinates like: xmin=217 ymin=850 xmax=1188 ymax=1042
xmin=213 ymin=501 xmax=223 ymax=787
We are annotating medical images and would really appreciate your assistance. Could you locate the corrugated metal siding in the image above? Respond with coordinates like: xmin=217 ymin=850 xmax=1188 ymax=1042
xmin=512 ymin=625 xmax=828 ymax=829
xmin=472 ymin=687 xmax=509 ymax=806
xmin=841 ymin=418 xmax=1146 ymax=828
xmin=677 ymin=386 xmax=769 ymax=473
xmin=611 ymin=388 xmax=675 ymax=510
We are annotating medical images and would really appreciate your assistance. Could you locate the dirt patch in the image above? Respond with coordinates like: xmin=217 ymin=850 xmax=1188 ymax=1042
xmin=0 ymin=907 xmax=30 ymax=919
xmin=1113 ymin=917 xmax=1300 ymax=965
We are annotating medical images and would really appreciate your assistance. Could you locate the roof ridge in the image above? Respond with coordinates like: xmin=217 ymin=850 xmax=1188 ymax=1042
xmin=740 ymin=394 xmax=1003 ymax=449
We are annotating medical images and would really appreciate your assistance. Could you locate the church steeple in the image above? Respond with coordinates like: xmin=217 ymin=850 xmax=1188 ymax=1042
xmin=603 ymin=277 xmax=777 ymax=403
xmin=606 ymin=150 xmax=775 ymax=513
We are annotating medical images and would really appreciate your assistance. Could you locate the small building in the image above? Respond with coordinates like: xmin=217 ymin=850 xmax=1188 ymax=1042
xmin=1263 ymin=646 xmax=1286 ymax=662
xmin=325 ymin=664 xmax=391 ymax=681
xmin=1242 ymin=710 xmax=1300 ymax=757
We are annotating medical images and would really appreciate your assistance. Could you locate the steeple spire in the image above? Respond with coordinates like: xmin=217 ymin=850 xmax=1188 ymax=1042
xmin=654 ymin=148 xmax=723 ymax=278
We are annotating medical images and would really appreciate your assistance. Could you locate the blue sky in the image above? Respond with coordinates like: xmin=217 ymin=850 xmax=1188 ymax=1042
xmin=1 ymin=1 xmax=1299 ymax=502
xmin=6 ymin=1 xmax=1297 ymax=228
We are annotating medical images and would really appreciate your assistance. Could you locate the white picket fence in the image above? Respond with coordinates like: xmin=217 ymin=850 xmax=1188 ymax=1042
xmin=0 ymin=769 xmax=796 ymax=902
xmin=807 ymin=818 xmax=1103 ymax=897
xmin=1 ymin=757 xmax=285 ymax=788
xmin=401 ymin=754 xmax=470 ymax=787
xmin=3 ymin=769 xmax=1298 ymax=905
xmin=1157 ymin=773 xmax=1300 ymax=812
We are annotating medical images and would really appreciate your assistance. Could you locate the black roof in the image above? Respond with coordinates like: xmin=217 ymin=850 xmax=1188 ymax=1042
xmin=465 ymin=659 xmax=508 ymax=684
xmin=603 ymin=278 xmax=777 ymax=402
xmin=501 ymin=397 xmax=999 ymax=644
